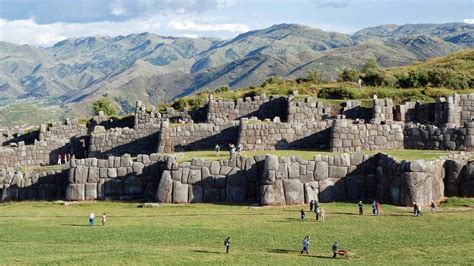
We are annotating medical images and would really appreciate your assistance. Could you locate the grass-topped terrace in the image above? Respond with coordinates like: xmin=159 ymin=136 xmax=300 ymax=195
xmin=0 ymin=200 xmax=472 ymax=264
xmin=171 ymin=149 xmax=465 ymax=163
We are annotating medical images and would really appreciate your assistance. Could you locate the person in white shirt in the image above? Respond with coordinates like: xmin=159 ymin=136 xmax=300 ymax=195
xmin=89 ymin=212 xmax=95 ymax=226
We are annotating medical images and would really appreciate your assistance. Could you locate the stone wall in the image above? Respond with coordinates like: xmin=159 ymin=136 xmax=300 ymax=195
xmin=156 ymin=154 xmax=265 ymax=203
xmin=403 ymin=123 xmax=469 ymax=150
xmin=0 ymin=167 xmax=67 ymax=201
xmin=207 ymin=95 xmax=287 ymax=123
xmin=238 ymin=119 xmax=333 ymax=150
xmin=435 ymin=94 xmax=474 ymax=127
xmin=66 ymin=153 xmax=170 ymax=201
xmin=330 ymin=119 xmax=404 ymax=152
xmin=157 ymin=121 xmax=240 ymax=153
xmin=88 ymin=123 xmax=162 ymax=158
xmin=1 ymin=126 xmax=39 ymax=146
xmin=395 ymin=101 xmax=436 ymax=124
xmin=287 ymin=97 xmax=336 ymax=123
xmin=39 ymin=119 xmax=88 ymax=141
xmin=372 ymin=98 xmax=394 ymax=123
xmin=0 ymin=139 xmax=71 ymax=168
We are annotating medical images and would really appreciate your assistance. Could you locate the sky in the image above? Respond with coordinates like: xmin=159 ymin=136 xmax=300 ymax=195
xmin=0 ymin=0 xmax=472 ymax=46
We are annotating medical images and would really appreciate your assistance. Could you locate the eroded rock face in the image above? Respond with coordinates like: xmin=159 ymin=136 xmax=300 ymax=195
xmin=283 ymin=179 xmax=304 ymax=205
xmin=66 ymin=184 xmax=84 ymax=201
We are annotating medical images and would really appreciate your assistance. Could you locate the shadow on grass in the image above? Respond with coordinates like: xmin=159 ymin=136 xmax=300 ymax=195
xmin=192 ymin=250 xmax=222 ymax=254
xmin=306 ymin=255 xmax=336 ymax=259
xmin=61 ymin=224 xmax=94 ymax=227
xmin=267 ymin=249 xmax=295 ymax=254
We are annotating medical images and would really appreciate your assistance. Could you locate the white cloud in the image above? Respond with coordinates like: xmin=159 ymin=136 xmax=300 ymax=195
xmin=111 ymin=0 xmax=127 ymax=16
xmin=182 ymin=34 xmax=199 ymax=38
xmin=169 ymin=20 xmax=249 ymax=32
xmin=464 ymin=19 xmax=474 ymax=24
xmin=0 ymin=17 xmax=161 ymax=46
xmin=111 ymin=7 xmax=127 ymax=16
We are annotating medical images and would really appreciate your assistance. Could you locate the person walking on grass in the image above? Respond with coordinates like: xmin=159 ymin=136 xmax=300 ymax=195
xmin=372 ymin=200 xmax=376 ymax=216
xmin=417 ymin=203 xmax=423 ymax=216
xmin=102 ymin=213 xmax=107 ymax=226
xmin=413 ymin=202 xmax=418 ymax=216
xmin=215 ymin=144 xmax=220 ymax=155
xmin=224 ymin=237 xmax=231 ymax=254
xmin=309 ymin=200 xmax=314 ymax=212
xmin=300 ymin=209 xmax=306 ymax=222
xmin=332 ymin=241 xmax=339 ymax=258
xmin=358 ymin=200 xmax=363 ymax=215
xmin=314 ymin=201 xmax=320 ymax=221
xmin=300 ymin=236 xmax=310 ymax=254
xmin=375 ymin=201 xmax=381 ymax=216
xmin=320 ymin=207 xmax=326 ymax=222
xmin=89 ymin=211 xmax=95 ymax=226
xmin=430 ymin=201 xmax=436 ymax=214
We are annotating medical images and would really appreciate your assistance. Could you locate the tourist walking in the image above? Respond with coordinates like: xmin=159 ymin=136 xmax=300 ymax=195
xmin=375 ymin=201 xmax=381 ymax=216
xmin=320 ymin=207 xmax=326 ymax=222
xmin=300 ymin=209 xmax=306 ymax=222
xmin=300 ymin=236 xmax=310 ymax=254
xmin=358 ymin=200 xmax=363 ymax=215
xmin=224 ymin=237 xmax=231 ymax=254
xmin=413 ymin=202 xmax=418 ymax=216
xmin=102 ymin=213 xmax=107 ymax=226
xmin=314 ymin=202 xmax=320 ymax=221
xmin=417 ymin=203 xmax=423 ymax=216
xmin=309 ymin=200 xmax=314 ymax=212
xmin=372 ymin=200 xmax=376 ymax=216
xmin=430 ymin=201 xmax=436 ymax=214
xmin=237 ymin=143 xmax=243 ymax=154
xmin=332 ymin=241 xmax=339 ymax=258
xmin=57 ymin=154 xmax=62 ymax=165
xmin=215 ymin=144 xmax=220 ymax=155
xmin=89 ymin=211 xmax=95 ymax=226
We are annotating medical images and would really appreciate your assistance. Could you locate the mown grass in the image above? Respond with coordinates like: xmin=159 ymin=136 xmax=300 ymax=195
xmin=0 ymin=201 xmax=472 ymax=265
xmin=172 ymin=149 xmax=462 ymax=163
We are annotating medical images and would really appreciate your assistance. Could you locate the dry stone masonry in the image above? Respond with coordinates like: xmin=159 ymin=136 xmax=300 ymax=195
xmin=1 ymin=91 xmax=474 ymax=204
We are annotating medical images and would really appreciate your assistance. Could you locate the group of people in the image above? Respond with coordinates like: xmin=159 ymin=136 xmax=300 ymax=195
xmin=299 ymin=236 xmax=343 ymax=258
xmin=215 ymin=143 xmax=244 ymax=157
xmin=57 ymin=153 xmax=74 ymax=165
xmin=88 ymin=212 xmax=107 ymax=226
xmin=301 ymin=200 xmax=325 ymax=222
xmin=371 ymin=200 xmax=381 ymax=216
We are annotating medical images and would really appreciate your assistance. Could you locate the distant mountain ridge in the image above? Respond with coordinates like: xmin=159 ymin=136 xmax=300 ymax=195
xmin=0 ymin=22 xmax=472 ymax=116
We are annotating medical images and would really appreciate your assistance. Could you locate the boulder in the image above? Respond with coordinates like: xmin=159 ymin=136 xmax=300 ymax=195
xmin=443 ymin=160 xmax=465 ymax=196
xmin=187 ymin=169 xmax=202 ymax=184
xmin=409 ymin=160 xmax=430 ymax=172
xmin=319 ymin=178 xmax=344 ymax=202
xmin=203 ymin=188 xmax=225 ymax=202
xmin=66 ymin=184 xmax=84 ymax=201
xmin=87 ymin=168 xmax=99 ymax=183
xmin=314 ymin=161 xmax=328 ymax=180
xmin=74 ymin=165 xmax=87 ymax=184
xmin=188 ymin=185 xmax=203 ymax=203
xmin=344 ymin=175 xmax=365 ymax=201
xmin=226 ymin=168 xmax=247 ymax=202
xmin=304 ymin=181 xmax=319 ymax=203
xmin=260 ymin=180 xmax=285 ymax=205
xmin=156 ymin=170 xmax=173 ymax=203
xmin=460 ymin=162 xmax=474 ymax=197
xmin=85 ymin=183 xmax=97 ymax=200
xmin=282 ymin=179 xmax=304 ymax=205
xmin=210 ymin=161 xmax=220 ymax=175
xmin=400 ymin=172 xmax=432 ymax=206
xmin=173 ymin=181 xmax=189 ymax=203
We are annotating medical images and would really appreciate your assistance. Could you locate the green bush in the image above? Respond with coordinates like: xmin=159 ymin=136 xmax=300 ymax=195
xmin=317 ymin=87 xmax=355 ymax=99
xmin=428 ymin=68 xmax=469 ymax=89
xmin=338 ymin=68 xmax=360 ymax=82
xmin=91 ymin=97 xmax=117 ymax=116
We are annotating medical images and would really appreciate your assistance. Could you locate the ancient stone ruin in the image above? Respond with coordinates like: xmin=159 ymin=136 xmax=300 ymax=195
xmin=1 ymin=93 xmax=474 ymax=205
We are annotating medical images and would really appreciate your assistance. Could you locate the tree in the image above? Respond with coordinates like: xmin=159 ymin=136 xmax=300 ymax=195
xmin=338 ymin=68 xmax=360 ymax=82
xmin=306 ymin=69 xmax=325 ymax=84
xmin=91 ymin=97 xmax=118 ymax=116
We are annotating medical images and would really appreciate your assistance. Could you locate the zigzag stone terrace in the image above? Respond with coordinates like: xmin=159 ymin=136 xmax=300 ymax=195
xmin=1 ymin=92 xmax=473 ymax=205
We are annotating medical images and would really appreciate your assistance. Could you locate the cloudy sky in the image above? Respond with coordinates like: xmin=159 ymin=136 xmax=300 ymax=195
xmin=0 ymin=0 xmax=472 ymax=46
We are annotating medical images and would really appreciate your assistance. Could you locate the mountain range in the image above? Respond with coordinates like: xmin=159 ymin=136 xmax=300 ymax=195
xmin=0 ymin=22 xmax=473 ymax=116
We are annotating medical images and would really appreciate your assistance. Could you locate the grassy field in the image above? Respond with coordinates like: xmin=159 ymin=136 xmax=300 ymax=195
xmin=172 ymin=149 xmax=464 ymax=163
xmin=0 ymin=200 xmax=473 ymax=265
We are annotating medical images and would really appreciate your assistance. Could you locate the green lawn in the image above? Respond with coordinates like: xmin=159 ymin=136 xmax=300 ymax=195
xmin=0 ymin=201 xmax=473 ymax=264
xmin=172 ymin=149 xmax=464 ymax=162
